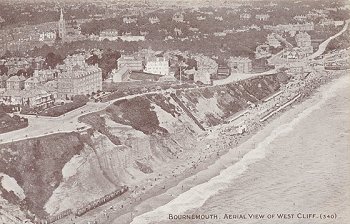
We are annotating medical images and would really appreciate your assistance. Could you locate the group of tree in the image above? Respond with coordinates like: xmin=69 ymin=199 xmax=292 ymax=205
xmin=86 ymin=49 xmax=121 ymax=80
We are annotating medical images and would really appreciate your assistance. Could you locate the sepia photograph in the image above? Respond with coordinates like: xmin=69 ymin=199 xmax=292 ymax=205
xmin=0 ymin=0 xmax=349 ymax=223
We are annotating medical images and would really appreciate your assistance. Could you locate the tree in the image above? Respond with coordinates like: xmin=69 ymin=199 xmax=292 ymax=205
xmin=86 ymin=54 xmax=99 ymax=65
xmin=97 ymin=49 xmax=121 ymax=80
xmin=44 ymin=52 xmax=63 ymax=69
xmin=0 ymin=65 xmax=8 ymax=75
xmin=1 ymin=50 xmax=12 ymax=59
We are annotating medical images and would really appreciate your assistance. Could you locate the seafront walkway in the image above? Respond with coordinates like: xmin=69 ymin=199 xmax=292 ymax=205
xmin=307 ymin=19 xmax=350 ymax=60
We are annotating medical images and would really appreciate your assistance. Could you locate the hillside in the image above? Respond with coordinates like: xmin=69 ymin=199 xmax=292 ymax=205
xmin=0 ymin=73 xmax=289 ymax=221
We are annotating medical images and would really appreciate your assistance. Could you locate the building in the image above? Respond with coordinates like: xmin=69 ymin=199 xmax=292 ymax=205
xmin=6 ymin=75 xmax=26 ymax=90
xmin=194 ymin=54 xmax=218 ymax=77
xmin=123 ymin=17 xmax=137 ymax=24
xmin=0 ymin=75 xmax=9 ymax=88
xmin=58 ymin=8 xmax=66 ymax=41
xmin=194 ymin=69 xmax=211 ymax=85
xmin=117 ymin=55 xmax=143 ymax=71
xmin=240 ymin=13 xmax=251 ymax=20
xmin=57 ymin=59 xmax=102 ymax=99
xmin=144 ymin=56 xmax=170 ymax=76
xmin=149 ymin=16 xmax=160 ymax=24
xmin=227 ymin=57 xmax=252 ymax=74
xmin=217 ymin=66 xmax=230 ymax=77
xmin=293 ymin=15 xmax=307 ymax=21
xmin=215 ymin=16 xmax=223 ymax=21
xmin=118 ymin=35 xmax=145 ymax=42
xmin=255 ymin=14 xmax=270 ymax=21
xmin=295 ymin=32 xmax=311 ymax=47
xmin=173 ymin=13 xmax=184 ymax=22
xmin=266 ymin=33 xmax=281 ymax=48
xmin=111 ymin=67 xmax=131 ymax=82
xmin=174 ymin=28 xmax=183 ymax=36
xmin=197 ymin=16 xmax=206 ymax=21
xmin=140 ymin=30 xmax=149 ymax=36
xmin=214 ymin=32 xmax=226 ymax=37
xmin=256 ymin=44 xmax=271 ymax=59
xmin=24 ymin=76 xmax=40 ymax=89
xmin=1 ymin=88 xmax=54 ymax=109
xmin=264 ymin=22 xmax=314 ymax=33
xmin=295 ymin=32 xmax=313 ymax=54
xmin=35 ymin=69 xmax=59 ymax=82
xmin=320 ymin=18 xmax=344 ymax=27
xmin=39 ymin=31 xmax=56 ymax=42
xmin=99 ymin=29 xmax=119 ymax=41
xmin=281 ymin=48 xmax=307 ymax=60
xmin=4 ymin=58 xmax=32 ymax=72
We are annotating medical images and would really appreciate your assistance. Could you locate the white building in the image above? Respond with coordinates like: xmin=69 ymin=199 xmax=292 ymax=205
xmin=173 ymin=13 xmax=184 ymax=22
xmin=123 ymin=17 xmax=137 ymax=24
xmin=149 ymin=16 xmax=160 ymax=24
xmin=213 ymin=32 xmax=226 ymax=37
xmin=174 ymin=28 xmax=183 ymax=36
xmin=197 ymin=16 xmax=206 ymax=21
xmin=295 ymin=31 xmax=313 ymax=54
xmin=99 ymin=29 xmax=119 ymax=41
xmin=39 ymin=31 xmax=56 ymax=42
xmin=240 ymin=13 xmax=251 ymax=20
xmin=255 ymin=14 xmax=270 ymax=21
xmin=215 ymin=16 xmax=223 ymax=21
xmin=24 ymin=76 xmax=40 ymax=89
xmin=293 ymin=15 xmax=307 ymax=21
xmin=144 ymin=57 xmax=170 ymax=76
xmin=111 ymin=67 xmax=131 ymax=82
xmin=267 ymin=33 xmax=281 ymax=48
xmin=118 ymin=35 xmax=145 ymax=42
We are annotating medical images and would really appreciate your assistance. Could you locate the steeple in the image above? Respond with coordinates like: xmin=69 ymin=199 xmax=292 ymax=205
xmin=60 ymin=8 xmax=64 ymax=21
xmin=58 ymin=8 xmax=66 ymax=41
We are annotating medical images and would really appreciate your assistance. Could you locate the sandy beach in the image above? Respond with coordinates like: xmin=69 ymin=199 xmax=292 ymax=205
xmin=128 ymin=72 xmax=350 ymax=224
xmin=57 ymin=69 xmax=349 ymax=224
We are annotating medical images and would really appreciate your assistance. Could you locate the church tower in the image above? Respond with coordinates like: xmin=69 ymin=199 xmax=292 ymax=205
xmin=58 ymin=8 xmax=66 ymax=41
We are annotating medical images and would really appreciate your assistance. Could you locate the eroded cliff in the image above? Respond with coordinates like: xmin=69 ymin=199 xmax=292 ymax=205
xmin=0 ymin=73 xmax=289 ymax=220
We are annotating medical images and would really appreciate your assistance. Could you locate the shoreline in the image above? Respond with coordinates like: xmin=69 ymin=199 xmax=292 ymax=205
xmin=56 ymin=69 xmax=347 ymax=224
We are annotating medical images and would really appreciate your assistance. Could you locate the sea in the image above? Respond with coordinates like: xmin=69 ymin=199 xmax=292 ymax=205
xmin=131 ymin=74 xmax=350 ymax=224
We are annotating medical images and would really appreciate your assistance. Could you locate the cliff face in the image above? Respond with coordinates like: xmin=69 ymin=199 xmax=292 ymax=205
xmin=0 ymin=73 xmax=288 ymax=218
xmin=0 ymin=133 xmax=86 ymax=218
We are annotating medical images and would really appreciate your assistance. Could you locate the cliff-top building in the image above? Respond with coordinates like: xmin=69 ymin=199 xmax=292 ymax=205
xmin=57 ymin=55 xmax=102 ymax=99
xmin=144 ymin=56 xmax=170 ymax=76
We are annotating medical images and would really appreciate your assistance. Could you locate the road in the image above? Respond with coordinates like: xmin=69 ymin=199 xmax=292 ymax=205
xmin=214 ymin=19 xmax=349 ymax=87
xmin=1 ymin=20 xmax=348 ymax=144
xmin=307 ymin=19 xmax=350 ymax=60
xmin=0 ymin=90 xmax=176 ymax=144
